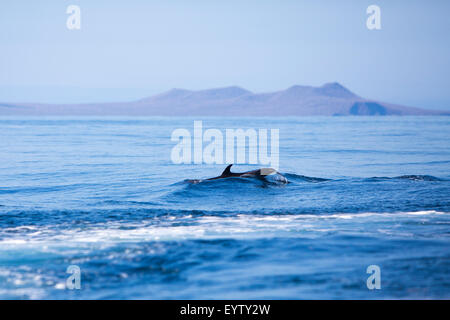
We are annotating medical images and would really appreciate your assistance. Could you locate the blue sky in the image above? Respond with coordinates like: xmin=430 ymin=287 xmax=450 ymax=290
xmin=1 ymin=0 xmax=449 ymax=110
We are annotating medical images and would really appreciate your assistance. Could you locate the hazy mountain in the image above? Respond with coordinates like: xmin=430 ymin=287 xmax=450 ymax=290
xmin=1 ymin=83 xmax=448 ymax=116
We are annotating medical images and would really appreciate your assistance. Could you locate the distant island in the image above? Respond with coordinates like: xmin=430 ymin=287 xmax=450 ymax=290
xmin=1 ymin=82 xmax=449 ymax=116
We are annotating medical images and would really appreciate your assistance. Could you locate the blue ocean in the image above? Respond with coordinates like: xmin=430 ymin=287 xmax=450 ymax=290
xmin=0 ymin=116 xmax=449 ymax=299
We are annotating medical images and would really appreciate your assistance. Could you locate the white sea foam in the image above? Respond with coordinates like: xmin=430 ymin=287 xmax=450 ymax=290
xmin=0 ymin=288 xmax=46 ymax=300
xmin=0 ymin=211 xmax=447 ymax=247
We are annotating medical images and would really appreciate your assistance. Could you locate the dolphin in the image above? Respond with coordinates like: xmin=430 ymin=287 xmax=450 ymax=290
xmin=206 ymin=164 xmax=287 ymax=183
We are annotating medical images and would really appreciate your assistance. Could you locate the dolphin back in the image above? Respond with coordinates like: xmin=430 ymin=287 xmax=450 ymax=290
xmin=221 ymin=164 xmax=233 ymax=177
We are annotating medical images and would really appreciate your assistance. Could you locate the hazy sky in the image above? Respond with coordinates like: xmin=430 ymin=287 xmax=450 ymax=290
xmin=1 ymin=0 xmax=449 ymax=109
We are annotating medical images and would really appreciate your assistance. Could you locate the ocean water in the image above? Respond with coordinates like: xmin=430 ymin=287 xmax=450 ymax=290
xmin=0 ymin=116 xmax=449 ymax=299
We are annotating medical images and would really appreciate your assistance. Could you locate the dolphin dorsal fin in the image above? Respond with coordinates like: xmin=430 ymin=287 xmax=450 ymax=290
xmin=221 ymin=164 xmax=233 ymax=177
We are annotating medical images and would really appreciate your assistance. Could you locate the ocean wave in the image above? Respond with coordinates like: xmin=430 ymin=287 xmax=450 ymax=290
xmin=365 ymin=175 xmax=444 ymax=182
xmin=394 ymin=175 xmax=444 ymax=181
xmin=0 ymin=210 xmax=447 ymax=246
xmin=283 ymin=173 xmax=331 ymax=183
xmin=180 ymin=173 xmax=445 ymax=186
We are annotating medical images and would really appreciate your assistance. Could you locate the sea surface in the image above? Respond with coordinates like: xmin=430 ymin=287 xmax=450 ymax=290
xmin=0 ymin=116 xmax=449 ymax=299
